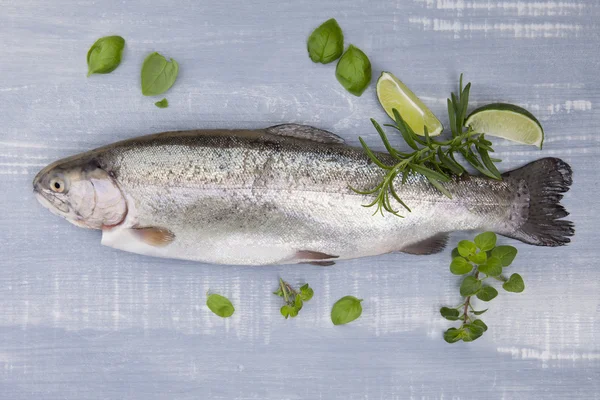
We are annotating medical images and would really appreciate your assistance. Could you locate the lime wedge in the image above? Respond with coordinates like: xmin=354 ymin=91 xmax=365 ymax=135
xmin=465 ymin=103 xmax=544 ymax=149
xmin=376 ymin=71 xmax=443 ymax=136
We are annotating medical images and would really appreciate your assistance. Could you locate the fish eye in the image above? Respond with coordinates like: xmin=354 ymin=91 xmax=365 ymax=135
xmin=50 ymin=178 xmax=65 ymax=193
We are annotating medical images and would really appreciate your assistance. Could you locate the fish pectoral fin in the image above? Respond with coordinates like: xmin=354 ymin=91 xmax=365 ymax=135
xmin=265 ymin=124 xmax=345 ymax=144
xmin=130 ymin=226 xmax=176 ymax=247
xmin=401 ymin=233 xmax=449 ymax=255
xmin=293 ymin=250 xmax=339 ymax=265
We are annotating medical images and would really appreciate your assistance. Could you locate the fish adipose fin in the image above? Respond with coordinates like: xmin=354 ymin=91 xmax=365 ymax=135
xmin=401 ymin=233 xmax=449 ymax=255
xmin=266 ymin=124 xmax=345 ymax=144
xmin=131 ymin=227 xmax=176 ymax=247
xmin=502 ymin=157 xmax=574 ymax=246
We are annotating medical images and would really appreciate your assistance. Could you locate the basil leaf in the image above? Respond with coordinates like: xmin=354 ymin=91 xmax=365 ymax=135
xmin=307 ymin=18 xmax=344 ymax=64
xmin=141 ymin=52 xmax=179 ymax=96
xmin=335 ymin=45 xmax=371 ymax=96
xmin=86 ymin=35 xmax=125 ymax=77
xmin=457 ymin=240 xmax=476 ymax=257
xmin=450 ymin=256 xmax=473 ymax=275
xmin=154 ymin=98 xmax=169 ymax=108
xmin=459 ymin=276 xmax=481 ymax=297
xmin=503 ymin=273 xmax=525 ymax=293
xmin=206 ymin=293 xmax=235 ymax=318
xmin=331 ymin=296 xmax=363 ymax=325
xmin=491 ymin=245 xmax=518 ymax=267
xmin=474 ymin=232 xmax=497 ymax=251
xmin=476 ymin=286 xmax=498 ymax=302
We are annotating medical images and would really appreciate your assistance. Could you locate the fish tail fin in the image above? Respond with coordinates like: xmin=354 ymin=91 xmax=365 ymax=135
xmin=500 ymin=157 xmax=574 ymax=246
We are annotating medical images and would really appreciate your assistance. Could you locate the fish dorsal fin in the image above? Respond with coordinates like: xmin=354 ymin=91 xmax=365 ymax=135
xmin=401 ymin=233 xmax=449 ymax=255
xmin=266 ymin=124 xmax=345 ymax=144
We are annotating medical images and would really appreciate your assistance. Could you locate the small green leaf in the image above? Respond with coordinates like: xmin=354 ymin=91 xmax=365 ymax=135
xmin=462 ymin=322 xmax=485 ymax=341
xmin=476 ymin=286 xmax=498 ymax=302
xmin=306 ymin=18 xmax=344 ymax=64
xmin=503 ymin=273 xmax=525 ymax=293
xmin=457 ymin=240 xmax=477 ymax=257
xmin=288 ymin=306 xmax=299 ymax=318
xmin=299 ymin=284 xmax=314 ymax=301
xmin=440 ymin=307 xmax=460 ymax=321
xmin=474 ymin=232 xmax=497 ymax=251
xmin=492 ymin=245 xmax=518 ymax=267
xmin=335 ymin=45 xmax=371 ymax=96
xmin=281 ymin=305 xmax=294 ymax=319
xmin=472 ymin=319 xmax=488 ymax=332
xmin=273 ymin=288 xmax=284 ymax=297
xmin=331 ymin=296 xmax=363 ymax=325
xmin=468 ymin=251 xmax=487 ymax=265
xmin=460 ymin=276 xmax=482 ymax=297
xmin=141 ymin=52 xmax=179 ymax=96
xmin=154 ymin=98 xmax=168 ymax=108
xmin=443 ymin=327 xmax=463 ymax=343
xmin=295 ymin=296 xmax=303 ymax=311
xmin=478 ymin=256 xmax=503 ymax=277
xmin=472 ymin=309 xmax=488 ymax=315
xmin=450 ymin=257 xmax=473 ymax=275
xmin=206 ymin=294 xmax=235 ymax=318
xmin=87 ymin=35 xmax=125 ymax=77
xmin=451 ymin=248 xmax=460 ymax=258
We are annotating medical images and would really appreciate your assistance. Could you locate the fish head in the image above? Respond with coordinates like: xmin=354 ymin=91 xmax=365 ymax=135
xmin=33 ymin=155 xmax=127 ymax=229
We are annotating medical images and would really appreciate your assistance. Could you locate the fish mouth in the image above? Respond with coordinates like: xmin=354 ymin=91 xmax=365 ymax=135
xmin=34 ymin=189 xmax=70 ymax=214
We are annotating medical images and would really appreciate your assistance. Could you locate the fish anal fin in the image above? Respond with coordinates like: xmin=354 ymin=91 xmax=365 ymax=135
xmin=401 ymin=233 xmax=448 ymax=255
xmin=293 ymin=250 xmax=338 ymax=265
xmin=130 ymin=227 xmax=176 ymax=247
xmin=266 ymin=124 xmax=345 ymax=144
xmin=306 ymin=261 xmax=336 ymax=266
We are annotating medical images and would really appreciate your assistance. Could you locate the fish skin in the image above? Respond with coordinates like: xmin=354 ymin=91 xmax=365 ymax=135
xmin=33 ymin=125 xmax=573 ymax=265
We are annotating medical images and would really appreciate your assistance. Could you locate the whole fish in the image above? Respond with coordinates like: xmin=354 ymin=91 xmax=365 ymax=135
xmin=33 ymin=124 xmax=574 ymax=265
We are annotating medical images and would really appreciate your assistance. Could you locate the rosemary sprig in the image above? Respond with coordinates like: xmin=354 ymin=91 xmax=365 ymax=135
xmin=352 ymin=75 xmax=502 ymax=217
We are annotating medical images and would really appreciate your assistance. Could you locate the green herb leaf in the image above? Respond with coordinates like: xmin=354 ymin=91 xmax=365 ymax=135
xmin=462 ymin=322 xmax=485 ymax=342
xmin=503 ymin=273 xmax=525 ymax=293
xmin=474 ymin=232 xmax=497 ymax=251
xmin=476 ymin=286 xmax=498 ymax=302
xmin=86 ymin=35 xmax=125 ymax=77
xmin=335 ymin=45 xmax=371 ymax=96
xmin=206 ymin=293 xmax=235 ymax=318
xmin=457 ymin=240 xmax=477 ymax=257
xmin=331 ymin=296 xmax=363 ymax=325
xmin=478 ymin=256 xmax=503 ymax=277
xmin=443 ymin=327 xmax=464 ymax=343
xmin=295 ymin=296 xmax=304 ymax=311
xmin=306 ymin=18 xmax=344 ymax=64
xmin=450 ymin=256 xmax=473 ymax=275
xmin=440 ymin=307 xmax=460 ymax=321
xmin=468 ymin=251 xmax=487 ymax=265
xmin=492 ymin=245 xmax=518 ymax=267
xmin=273 ymin=288 xmax=284 ymax=297
xmin=472 ymin=319 xmax=488 ymax=332
xmin=460 ymin=276 xmax=482 ymax=297
xmin=472 ymin=309 xmax=488 ymax=315
xmin=299 ymin=284 xmax=314 ymax=301
xmin=141 ymin=52 xmax=179 ymax=96
xmin=154 ymin=98 xmax=169 ymax=108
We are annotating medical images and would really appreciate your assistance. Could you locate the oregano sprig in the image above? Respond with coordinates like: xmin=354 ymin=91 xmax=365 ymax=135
xmin=273 ymin=278 xmax=314 ymax=319
xmin=441 ymin=232 xmax=524 ymax=343
xmin=352 ymin=75 xmax=502 ymax=217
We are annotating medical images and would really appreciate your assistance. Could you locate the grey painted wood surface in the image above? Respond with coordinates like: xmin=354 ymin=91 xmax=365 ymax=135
xmin=1 ymin=0 xmax=599 ymax=398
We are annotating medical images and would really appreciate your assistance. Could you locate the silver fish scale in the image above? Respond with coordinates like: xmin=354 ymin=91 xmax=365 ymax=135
xmin=93 ymin=129 xmax=519 ymax=265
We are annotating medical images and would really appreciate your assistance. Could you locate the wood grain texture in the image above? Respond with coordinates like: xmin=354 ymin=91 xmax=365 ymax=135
xmin=1 ymin=0 xmax=599 ymax=398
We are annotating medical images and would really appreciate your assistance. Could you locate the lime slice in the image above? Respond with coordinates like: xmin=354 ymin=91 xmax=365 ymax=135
xmin=465 ymin=103 xmax=544 ymax=149
xmin=376 ymin=71 xmax=443 ymax=136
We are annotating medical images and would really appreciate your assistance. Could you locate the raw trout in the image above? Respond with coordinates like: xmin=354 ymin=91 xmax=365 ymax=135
xmin=33 ymin=124 xmax=574 ymax=265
